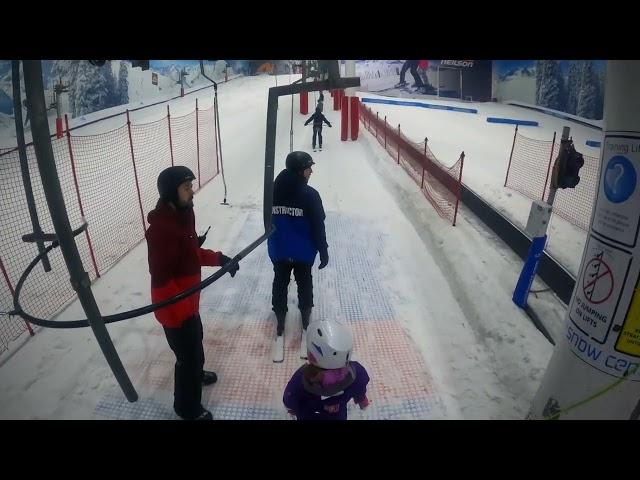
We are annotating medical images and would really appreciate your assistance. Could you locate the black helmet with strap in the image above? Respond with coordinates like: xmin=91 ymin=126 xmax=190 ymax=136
xmin=157 ymin=165 xmax=196 ymax=206
xmin=285 ymin=151 xmax=315 ymax=174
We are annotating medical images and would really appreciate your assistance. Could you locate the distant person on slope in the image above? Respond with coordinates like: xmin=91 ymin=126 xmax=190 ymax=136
xmin=304 ymin=107 xmax=332 ymax=151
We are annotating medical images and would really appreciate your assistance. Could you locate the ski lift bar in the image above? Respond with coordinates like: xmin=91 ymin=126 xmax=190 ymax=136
xmin=22 ymin=60 xmax=138 ymax=402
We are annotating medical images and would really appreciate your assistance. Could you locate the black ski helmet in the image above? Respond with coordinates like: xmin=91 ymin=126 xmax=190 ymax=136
xmin=157 ymin=166 xmax=196 ymax=205
xmin=285 ymin=151 xmax=314 ymax=174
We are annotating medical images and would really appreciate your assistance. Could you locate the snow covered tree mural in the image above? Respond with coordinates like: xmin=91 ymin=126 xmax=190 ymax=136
xmin=535 ymin=60 xmax=565 ymax=111
xmin=495 ymin=60 xmax=606 ymax=120
xmin=118 ymin=61 xmax=129 ymax=105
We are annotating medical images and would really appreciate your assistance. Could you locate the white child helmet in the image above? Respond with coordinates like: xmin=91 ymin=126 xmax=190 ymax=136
xmin=306 ymin=319 xmax=354 ymax=370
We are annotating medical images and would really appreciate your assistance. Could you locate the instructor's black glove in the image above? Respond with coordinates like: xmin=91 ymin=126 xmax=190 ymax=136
xmin=327 ymin=123 xmax=332 ymax=128
xmin=220 ymin=253 xmax=239 ymax=278
xmin=318 ymin=250 xmax=329 ymax=270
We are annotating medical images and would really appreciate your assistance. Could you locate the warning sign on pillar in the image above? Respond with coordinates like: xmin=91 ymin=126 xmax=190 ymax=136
xmin=564 ymin=133 xmax=640 ymax=380
xmin=615 ymin=274 xmax=640 ymax=356
xmin=592 ymin=135 xmax=640 ymax=248
xmin=569 ymin=235 xmax=633 ymax=344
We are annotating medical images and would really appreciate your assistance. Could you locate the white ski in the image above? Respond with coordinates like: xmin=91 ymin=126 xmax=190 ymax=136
xmin=299 ymin=329 xmax=307 ymax=360
xmin=272 ymin=335 xmax=284 ymax=363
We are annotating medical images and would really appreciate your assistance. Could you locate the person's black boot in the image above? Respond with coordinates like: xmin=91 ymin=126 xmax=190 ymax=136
xmin=175 ymin=404 xmax=213 ymax=420
xmin=194 ymin=406 xmax=213 ymax=420
xmin=202 ymin=370 xmax=218 ymax=386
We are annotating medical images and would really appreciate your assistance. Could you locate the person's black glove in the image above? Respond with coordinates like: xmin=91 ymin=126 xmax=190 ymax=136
xmin=327 ymin=123 xmax=332 ymax=128
xmin=318 ymin=250 xmax=328 ymax=270
xmin=198 ymin=226 xmax=211 ymax=247
xmin=220 ymin=253 xmax=239 ymax=278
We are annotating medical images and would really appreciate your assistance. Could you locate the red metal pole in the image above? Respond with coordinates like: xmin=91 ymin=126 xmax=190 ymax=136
xmin=64 ymin=114 xmax=100 ymax=279
xmin=375 ymin=112 xmax=379 ymax=138
xmin=0 ymin=257 xmax=34 ymax=335
xmin=126 ymin=110 xmax=147 ymax=235
xmin=541 ymin=131 xmax=557 ymax=201
xmin=167 ymin=105 xmax=174 ymax=167
xmin=300 ymin=91 xmax=309 ymax=115
xmin=0 ymin=257 xmax=14 ymax=297
xmin=350 ymin=97 xmax=359 ymax=140
xmin=421 ymin=139 xmax=427 ymax=189
xmin=384 ymin=116 xmax=387 ymax=149
xmin=397 ymin=124 xmax=401 ymax=164
xmin=504 ymin=124 xmax=519 ymax=187
xmin=452 ymin=152 xmax=465 ymax=227
xmin=196 ymin=99 xmax=201 ymax=189
xmin=56 ymin=117 xmax=64 ymax=139
xmin=341 ymin=95 xmax=349 ymax=141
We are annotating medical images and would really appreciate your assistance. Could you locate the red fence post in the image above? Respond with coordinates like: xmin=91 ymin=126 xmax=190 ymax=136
xmin=341 ymin=95 xmax=349 ymax=141
xmin=333 ymin=90 xmax=340 ymax=110
xmin=375 ymin=112 xmax=379 ymax=138
xmin=452 ymin=152 xmax=465 ymax=227
xmin=196 ymin=99 xmax=201 ymax=189
xmin=300 ymin=91 xmax=309 ymax=115
xmin=126 ymin=110 xmax=147 ymax=235
xmin=541 ymin=131 xmax=557 ymax=201
xmin=421 ymin=138 xmax=427 ymax=189
xmin=167 ymin=105 xmax=174 ymax=167
xmin=350 ymin=97 xmax=359 ymax=140
xmin=56 ymin=117 xmax=64 ymax=139
xmin=384 ymin=116 xmax=387 ymax=149
xmin=397 ymin=124 xmax=401 ymax=164
xmin=64 ymin=114 xmax=101 ymax=279
xmin=0 ymin=257 xmax=34 ymax=335
xmin=504 ymin=124 xmax=519 ymax=187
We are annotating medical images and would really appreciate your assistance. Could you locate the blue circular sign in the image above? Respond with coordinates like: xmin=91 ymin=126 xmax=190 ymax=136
xmin=604 ymin=155 xmax=636 ymax=203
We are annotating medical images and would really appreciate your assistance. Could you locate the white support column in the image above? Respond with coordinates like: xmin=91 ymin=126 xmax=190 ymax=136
xmin=529 ymin=61 xmax=640 ymax=420
xmin=345 ymin=60 xmax=357 ymax=97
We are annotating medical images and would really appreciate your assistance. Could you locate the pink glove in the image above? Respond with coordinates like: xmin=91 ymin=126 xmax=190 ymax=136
xmin=356 ymin=396 xmax=370 ymax=410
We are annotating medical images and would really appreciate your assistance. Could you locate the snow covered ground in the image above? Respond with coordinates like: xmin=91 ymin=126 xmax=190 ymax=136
xmin=0 ymin=74 xmax=562 ymax=419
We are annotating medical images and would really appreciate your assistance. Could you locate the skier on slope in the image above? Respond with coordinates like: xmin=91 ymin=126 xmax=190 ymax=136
xmin=283 ymin=319 xmax=371 ymax=420
xmin=397 ymin=60 xmax=431 ymax=92
xmin=268 ymin=151 xmax=328 ymax=361
xmin=304 ymin=106 xmax=332 ymax=151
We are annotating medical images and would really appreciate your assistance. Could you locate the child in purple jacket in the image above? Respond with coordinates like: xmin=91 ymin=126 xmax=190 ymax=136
xmin=283 ymin=319 xmax=370 ymax=420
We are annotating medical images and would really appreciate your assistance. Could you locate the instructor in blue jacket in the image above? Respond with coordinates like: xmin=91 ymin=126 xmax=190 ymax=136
xmin=268 ymin=151 xmax=328 ymax=339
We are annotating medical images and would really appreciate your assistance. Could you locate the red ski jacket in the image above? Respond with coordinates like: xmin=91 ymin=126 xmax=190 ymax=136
xmin=145 ymin=200 xmax=222 ymax=328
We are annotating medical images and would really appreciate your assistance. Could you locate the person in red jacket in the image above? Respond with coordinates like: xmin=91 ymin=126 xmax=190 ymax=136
xmin=146 ymin=166 xmax=239 ymax=420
